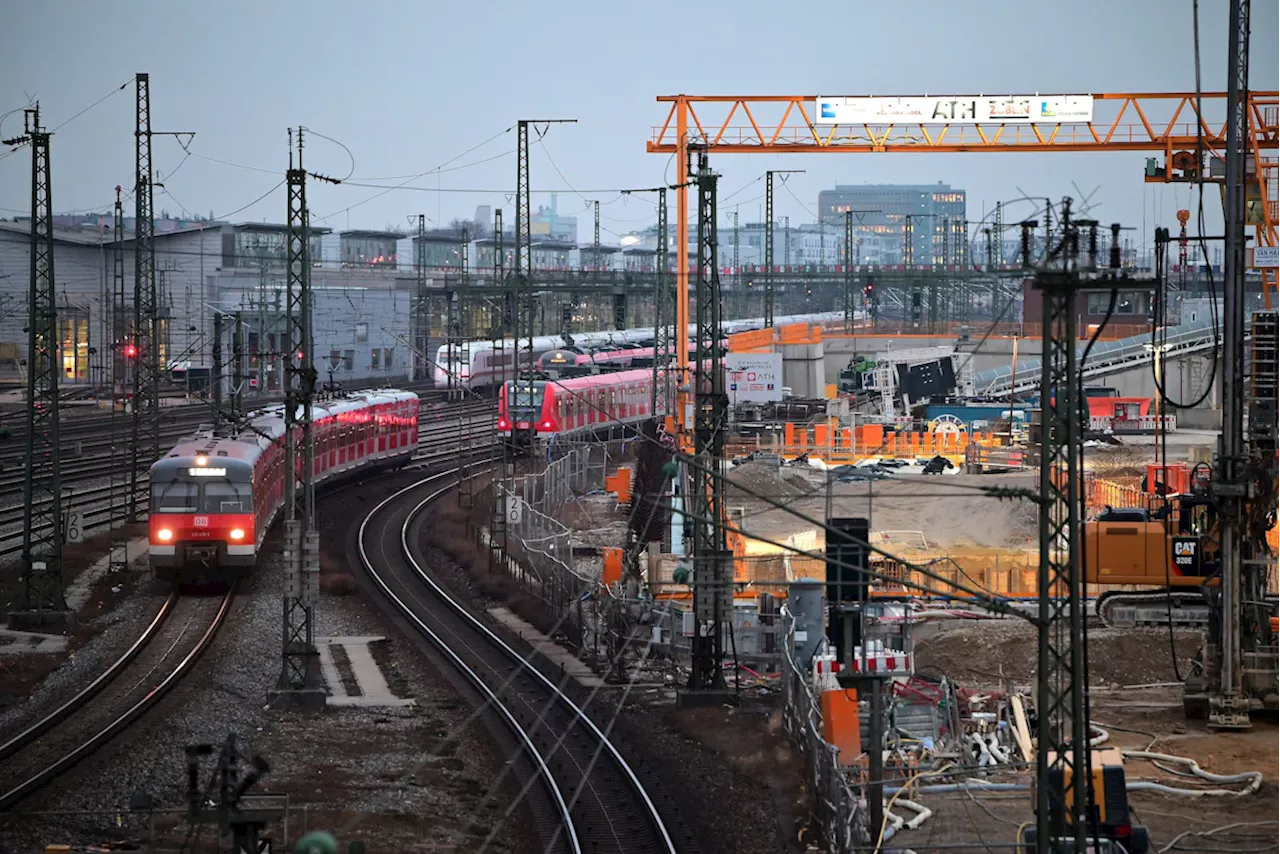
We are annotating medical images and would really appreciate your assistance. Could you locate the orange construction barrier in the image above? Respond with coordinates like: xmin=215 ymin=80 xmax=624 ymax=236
xmin=605 ymin=467 xmax=633 ymax=505
xmin=602 ymin=547 xmax=624 ymax=586
xmin=821 ymin=688 xmax=862 ymax=766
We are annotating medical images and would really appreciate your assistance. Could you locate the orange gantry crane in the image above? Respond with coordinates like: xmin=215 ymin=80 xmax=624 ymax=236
xmin=646 ymin=91 xmax=1279 ymax=434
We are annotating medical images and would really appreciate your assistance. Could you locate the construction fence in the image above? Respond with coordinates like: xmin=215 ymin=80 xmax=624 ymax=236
xmin=779 ymin=612 xmax=868 ymax=854
xmin=483 ymin=444 xmax=611 ymax=647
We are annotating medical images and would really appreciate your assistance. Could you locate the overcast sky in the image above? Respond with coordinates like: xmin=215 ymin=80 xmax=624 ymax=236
xmin=1 ymin=0 xmax=1276 ymax=248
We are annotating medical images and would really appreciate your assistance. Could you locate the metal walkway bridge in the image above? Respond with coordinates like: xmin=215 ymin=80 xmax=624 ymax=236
xmin=971 ymin=319 xmax=1222 ymax=396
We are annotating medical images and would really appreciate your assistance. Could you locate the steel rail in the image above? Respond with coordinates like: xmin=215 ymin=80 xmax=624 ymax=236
xmin=357 ymin=471 xmax=583 ymax=854
xmin=359 ymin=469 xmax=678 ymax=854
xmin=0 ymin=591 xmax=179 ymax=766
xmin=0 ymin=587 xmax=236 ymax=810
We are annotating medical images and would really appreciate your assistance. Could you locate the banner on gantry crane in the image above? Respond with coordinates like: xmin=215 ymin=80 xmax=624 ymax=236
xmin=727 ymin=352 xmax=783 ymax=403
xmin=814 ymin=95 xmax=1094 ymax=125
xmin=1251 ymin=246 xmax=1279 ymax=268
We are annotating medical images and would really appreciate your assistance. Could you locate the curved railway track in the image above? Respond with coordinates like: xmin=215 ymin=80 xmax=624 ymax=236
xmin=0 ymin=587 xmax=235 ymax=810
xmin=0 ymin=393 xmax=482 ymax=499
xmin=0 ymin=402 xmax=496 ymax=563
xmin=358 ymin=470 xmax=679 ymax=854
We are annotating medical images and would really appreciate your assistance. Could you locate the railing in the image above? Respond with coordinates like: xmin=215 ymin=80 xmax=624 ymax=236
xmin=973 ymin=319 xmax=1222 ymax=394
xmin=780 ymin=613 xmax=868 ymax=854
xmin=483 ymin=445 xmax=609 ymax=649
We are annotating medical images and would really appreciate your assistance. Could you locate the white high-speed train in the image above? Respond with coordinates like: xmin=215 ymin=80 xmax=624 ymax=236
xmin=432 ymin=311 xmax=850 ymax=390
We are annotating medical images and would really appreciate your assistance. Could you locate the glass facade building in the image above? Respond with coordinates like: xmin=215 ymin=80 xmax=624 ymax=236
xmin=818 ymin=183 xmax=967 ymax=265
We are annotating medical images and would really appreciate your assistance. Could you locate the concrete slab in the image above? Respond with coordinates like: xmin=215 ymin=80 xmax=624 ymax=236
xmin=65 ymin=537 xmax=149 ymax=613
xmin=486 ymin=606 xmax=607 ymax=688
xmin=0 ymin=628 xmax=69 ymax=654
xmin=321 ymin=636 xmax=414 ymax=708
xmin=316 ymin=641 xmax=348 ymax=699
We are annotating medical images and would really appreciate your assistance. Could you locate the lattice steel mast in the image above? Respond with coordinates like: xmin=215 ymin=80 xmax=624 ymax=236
xmin=7 ymin=106 xmax=68 ymax=627
xmin=652 ymin=187 xmax=673 ymax=415
xmin=108 ymin=187 xmax=129 ymax=575
xmin=843 ymin=210 xmax=855 ymax=332
xmin=276 ymin=128 xmax=323 ymax=706
xmin=686 ymin=148 xmax=730 ymax=694
xmin=413 ymin=213 xmax=428 ymax=382
xmin=1210 ymin=0 xmax=1253 ymax=729
xmin=130 ymin=73 xmax=159 ymax=521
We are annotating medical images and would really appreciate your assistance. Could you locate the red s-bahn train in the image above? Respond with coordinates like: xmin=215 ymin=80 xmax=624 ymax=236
xmin=148 ymin=389 xmax=419 ymax=581
xmin=498 ymin=367 xmax=679 ymax=444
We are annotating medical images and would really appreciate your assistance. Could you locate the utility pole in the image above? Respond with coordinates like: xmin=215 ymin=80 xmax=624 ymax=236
xmin=130 ymin=74 xmax=158 ymax=523
xmin=274 ymin=127 xmax=324 ymax=709
xmin=652 ymin=187 xmax=673 ymax=415
xmin=127 ymin=73 xmax=192 ymax=519
xmin=764 ymin=170 xmax=803 ymax=327
xmin=211 ymin=311 xmax=223 ymax=435
xmin=413 ymin=214 xmax=428 ymax=383
xmin=231 ymin=311 xmax=244 ymax=423
xmin=994 ymin=201 xmax=1004 ymax=268
xmin=6 ymin=105 xmax=69 ymax=629
xmin=683 ymin=146 xmax=731 ymax=701
xmin=731 ymin=209 xmax=739 ymax=292
xmin=512 ymin=120 xmax=575 ymax=377
xmin=108 ymin=186 xmax=129 ymax=576
xmin=1207 ymin=0 xmax=1255 ymax=730
xmin=593 ymin=199 xmax=601 ymax=275
xmin=843 ymin=210 xmax=855 ymax=333
xmin=458 ymin=226 xmax=471 ymax=389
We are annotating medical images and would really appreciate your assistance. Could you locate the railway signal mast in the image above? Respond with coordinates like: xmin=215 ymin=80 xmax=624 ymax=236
xmin=5 ymin=105 xmax=69 ymax=630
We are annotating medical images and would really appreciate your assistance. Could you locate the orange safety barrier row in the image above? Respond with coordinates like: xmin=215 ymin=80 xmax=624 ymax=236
xmin=730 ymin=426 xmax=1004 ymax=462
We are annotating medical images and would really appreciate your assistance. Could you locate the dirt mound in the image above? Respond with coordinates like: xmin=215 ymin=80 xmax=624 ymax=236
xmin=726 ymin=462 xmax=815 ymax=500
xmin=914 ymin=619 xmax=1202 ymax=688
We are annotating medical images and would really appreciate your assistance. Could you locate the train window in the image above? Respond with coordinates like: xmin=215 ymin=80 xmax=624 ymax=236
xmin=510 ymin=381 xmax=544 ymax=421
xmin=203 ymin=482 xmax=251 ymax=513
xmin=152 ymin=481 xmax=197 ymax=513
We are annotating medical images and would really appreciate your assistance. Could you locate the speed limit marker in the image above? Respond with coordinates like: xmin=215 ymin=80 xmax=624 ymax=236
xmin=505 ymin=497 xmax=524 ymax=525
xmin=64 ymin=510 xmax=83 ymax=544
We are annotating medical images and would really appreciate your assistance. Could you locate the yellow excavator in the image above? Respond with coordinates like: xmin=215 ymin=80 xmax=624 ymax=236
xmin=1084 ymin=462 xmax=1277 ymax=630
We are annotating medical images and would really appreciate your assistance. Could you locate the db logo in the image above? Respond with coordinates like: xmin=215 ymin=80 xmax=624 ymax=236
xmin=1174 ymin=541 xmax=1196 ymax=556
xmin=194 ymin=516 xmax=209 ymax=527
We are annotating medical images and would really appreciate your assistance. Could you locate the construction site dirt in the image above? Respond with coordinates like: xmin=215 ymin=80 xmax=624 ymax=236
xmin=901 ymin=621 xmax=1279 ymax=851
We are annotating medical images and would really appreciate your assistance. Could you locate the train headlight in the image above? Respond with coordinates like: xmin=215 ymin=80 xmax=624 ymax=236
xmin=539 ymin=421 xmax=553 ymax=430
xmin=157 ymin=529 xmax=173 ymax=542
xmin=230 ymin=528 xmax=245 ymax=541
xmin=498 ymin=418 xmax=511 ymax=430
xmin=195 ymin=454 xmax=208 ymax=467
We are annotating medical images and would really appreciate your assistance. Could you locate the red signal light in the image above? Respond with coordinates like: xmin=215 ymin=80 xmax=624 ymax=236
xmin=123 ymin=344 xmax=137 ymax=358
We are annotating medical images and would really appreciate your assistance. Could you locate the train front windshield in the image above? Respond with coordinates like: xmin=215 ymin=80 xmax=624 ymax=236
xmin=152 ymin=479 xmax=251 ymax=513
xmin=507 ymin=381 xmax=546 ymax=423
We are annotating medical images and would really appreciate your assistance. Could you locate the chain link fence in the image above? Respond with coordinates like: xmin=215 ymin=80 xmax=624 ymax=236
xmin=780 ymin=609 xmax=869 ymax=854
xmin=482 ymin=444 xmax=611 ymax=647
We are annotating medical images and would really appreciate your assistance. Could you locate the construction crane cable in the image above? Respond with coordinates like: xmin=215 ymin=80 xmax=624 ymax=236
xmin=1152 ymin=0 xmax=1220 ymax=411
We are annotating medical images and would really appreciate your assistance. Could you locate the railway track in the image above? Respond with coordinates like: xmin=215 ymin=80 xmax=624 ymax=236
xmin=0 ymin=410 xmax=496 ymax=563
xmin=358 ymin=469 xmax=678 ymax=854
xmin=0 ymin=587 xmax=235 ymax=810
xmin=0 ymin=382 xmax=449 ymax=466
xmin=0 ymin=399 xmax=488 ymax=504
